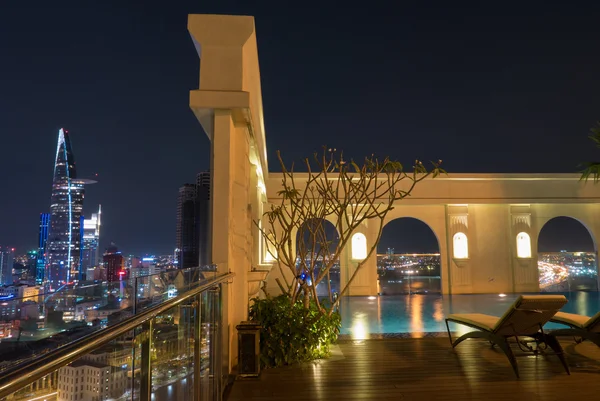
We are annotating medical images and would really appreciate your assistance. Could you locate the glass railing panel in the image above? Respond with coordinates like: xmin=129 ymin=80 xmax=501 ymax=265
xmin=0 ymin=331 xmax=137 ymax=401
xmin=0 ymin=267 xmax=215 ymax=373
xmin=0 ymin=271 xmax=231 ymax=401
xmin=149 ymin=298 xmax=196 ymax=401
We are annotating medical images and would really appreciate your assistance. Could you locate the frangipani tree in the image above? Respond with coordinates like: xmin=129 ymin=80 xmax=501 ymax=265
xmin=580 ymin=122 xmax=600 ymax=182
xmin=258 ymin=148 xmax=445 ymax=317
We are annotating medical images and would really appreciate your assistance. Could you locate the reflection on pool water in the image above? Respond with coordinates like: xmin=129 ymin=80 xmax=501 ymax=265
xmin=339 ymin=292 xmax=600 ymax=338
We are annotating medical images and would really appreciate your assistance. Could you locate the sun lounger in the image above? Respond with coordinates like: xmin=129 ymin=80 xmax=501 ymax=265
xmin=445 ymin=295 xmax=569 ymax=378
xmin=549 ymin=310 xmax=600 ymax=347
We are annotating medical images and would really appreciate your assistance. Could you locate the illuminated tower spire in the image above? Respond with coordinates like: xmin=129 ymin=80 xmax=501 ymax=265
xmin=45 ymin=128 xmax=88 ymax=287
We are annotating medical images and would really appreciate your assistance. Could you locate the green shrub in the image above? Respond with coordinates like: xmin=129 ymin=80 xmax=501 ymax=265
xmin=248 ymin=295 xmax=341 ymax=368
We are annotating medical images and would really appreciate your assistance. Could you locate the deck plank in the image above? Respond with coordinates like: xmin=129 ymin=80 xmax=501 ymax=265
xmin=226 ymin=337 xmax=600 ymax=401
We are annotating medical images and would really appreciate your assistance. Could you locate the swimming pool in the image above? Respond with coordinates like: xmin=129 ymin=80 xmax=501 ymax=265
xmin=338 ymin=292 xmax=600 ymax=338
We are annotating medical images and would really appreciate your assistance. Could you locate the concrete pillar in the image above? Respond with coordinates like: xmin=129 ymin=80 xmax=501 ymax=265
xmin=188 ymin=14 xmax=268 ymax=373
xmin=340 ymin=221 xmax=378 ymax=296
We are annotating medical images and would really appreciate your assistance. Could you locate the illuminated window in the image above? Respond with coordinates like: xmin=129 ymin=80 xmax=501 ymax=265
xmin=516 ymin=232 xmax=531 ymax=258
xmin=351 ymin=233 xmax=368 ymax=260
xmin=453 ymin=232 xmax=468 ymax=259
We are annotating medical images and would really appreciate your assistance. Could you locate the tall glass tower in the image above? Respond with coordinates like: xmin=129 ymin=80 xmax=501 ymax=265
xmin=36 ymin=212 xmax=50 ymax=285
xmin=45 ymin=129 xmax=94 ymax=287
xmin=81 ymin=205 xmax=101 ymax=280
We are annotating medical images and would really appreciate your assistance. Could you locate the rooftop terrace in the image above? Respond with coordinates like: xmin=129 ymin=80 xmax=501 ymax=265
xmin=227 ymin=337 xmax=600 ymax=400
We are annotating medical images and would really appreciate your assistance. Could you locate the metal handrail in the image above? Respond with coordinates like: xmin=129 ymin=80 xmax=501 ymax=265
xmin=0 ymin=271 xmax=234 ymax=400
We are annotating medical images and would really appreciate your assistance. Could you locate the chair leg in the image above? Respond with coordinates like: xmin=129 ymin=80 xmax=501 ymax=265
xmin=445 ymin=320 xmax=453 ymax=347
xmin=496 ymin=339 xmax=520 ymax=378
xmin=552 ymin=329 xmax=600 ymax=349
xmin=450 ymin=330 xmax=521 ymax=378
xmin=542 ymin=334 xmax=570 ymax=375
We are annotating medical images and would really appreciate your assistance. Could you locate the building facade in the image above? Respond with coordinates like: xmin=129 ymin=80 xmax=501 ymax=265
xmin=0 ymin=247 xmax=14 ymax=286
xmin=81 ymin=205 xmax=102 ymax=281
xmin=36 ymin=212 xmax=50 ymax=285
xmin=103 ymin=244 xmax=124 ymax=283
xmin=175 ymin=172 xmax=211 ymax=269
xmin=176 ymin=183 xmax=198 ymax=268
xmin=45 ymin=129 xmax=90 ymax=287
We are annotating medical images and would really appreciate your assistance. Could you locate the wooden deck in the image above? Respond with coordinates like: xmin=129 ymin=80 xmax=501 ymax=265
xmin=226 ymin=337 xmax=600 ymax=401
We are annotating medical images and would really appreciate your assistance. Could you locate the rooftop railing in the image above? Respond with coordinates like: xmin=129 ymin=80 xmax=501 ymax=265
xmin=0 ymin=269 xmax=234 ymax=401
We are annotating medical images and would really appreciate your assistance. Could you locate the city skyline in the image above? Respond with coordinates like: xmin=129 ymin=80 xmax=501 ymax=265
xmin=1 ymin=2 xmax=600 ymax=255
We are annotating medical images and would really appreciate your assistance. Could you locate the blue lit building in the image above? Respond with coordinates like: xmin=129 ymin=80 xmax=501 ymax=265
xmin=36 ymin=212 xmax=50 ymax=285
xmin=0 ymin=247 xmax=15 ymax=286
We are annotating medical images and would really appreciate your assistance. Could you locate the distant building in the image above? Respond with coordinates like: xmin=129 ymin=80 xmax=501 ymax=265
xmin=36 ymin=212 xmax=50 ymax=285
xmin=57 ymin=359 xmax=127 ymax=401
xmin=103 ymin=244 xmax=124 ymax=283
xmin=0 ymin=247 xmax=15 ymax=286
xmin=81 ymin=205 xmax=102 ymax=280
xmin=25 ymin=250 xmax=37 ymax=282
xmin=175 ymin=171 xmax=211 ymax=269
xmin=45 ymin=129 xmax=96 ymax=287
xmin=176 ymin=184 xmax=199 ymax=268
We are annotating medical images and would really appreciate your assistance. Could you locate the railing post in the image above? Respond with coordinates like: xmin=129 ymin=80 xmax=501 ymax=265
xmin=194 ymin=293 xmax=203 ymax=401
xmin=140 ymin=319 xmax=153 ymax=401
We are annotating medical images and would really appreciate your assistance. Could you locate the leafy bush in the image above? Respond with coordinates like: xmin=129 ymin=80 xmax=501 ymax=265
xmin=248 ymin=295 xmax=341 ymax=368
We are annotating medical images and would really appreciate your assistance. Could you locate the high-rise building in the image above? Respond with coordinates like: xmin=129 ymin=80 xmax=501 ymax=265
xmin=45 ymin=129 xmax=95 ymax=287
xmin=103 ymin=244 xmax=124 ymax=283
xmin=82 ymin=205 xmax=102 ymax=280
xmin=26 ymin=250 xmax=37 ymax=281
xmin=36 ymin=213 xmax=50 ymax=285
xmin=0 ymin=247 xmax=15 ymax=286
xmin=175 ymin=171 xmax=212 ymax=269
xmin=176 ymin=184 xmax=199 ymax=268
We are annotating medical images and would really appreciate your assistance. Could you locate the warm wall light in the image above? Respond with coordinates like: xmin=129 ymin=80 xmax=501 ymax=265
xmin=351 ymin=233 xmax=367 ymax=260
xmin=453 ymin=232 xmax=468 ymax=259
xmin=516 ymin=232 xmax=531 ymax=258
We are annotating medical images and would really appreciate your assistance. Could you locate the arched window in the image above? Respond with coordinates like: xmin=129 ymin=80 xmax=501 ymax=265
xmin=516 ymin=232 xmax=531 ymax=258
xmin=351 ymin=233 xmax=368 ymax=260
xmin=453 ymin=232 xmax=468 ymax=259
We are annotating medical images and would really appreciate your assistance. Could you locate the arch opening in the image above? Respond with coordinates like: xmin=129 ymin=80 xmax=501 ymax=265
xmin=295 ymin=218 xmax=340 ymax=297
xmin=537 ymin=216 xmax=598 ymax=292
xmin=377 ymin=217 xmax=440 ymax=295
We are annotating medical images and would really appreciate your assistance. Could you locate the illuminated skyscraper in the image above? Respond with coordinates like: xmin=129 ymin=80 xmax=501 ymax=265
xmin=0 ymin=247 xmax=15 ymax=286
xmin=36 ymin=212 xmax=50 ymax=285
xmin=81 ymin=205 xmax=102 ymax=280
xmin=103 ymin=243 xmax=124 ymax=283
xmin=45 ymin=129 xmax=95 ymax=287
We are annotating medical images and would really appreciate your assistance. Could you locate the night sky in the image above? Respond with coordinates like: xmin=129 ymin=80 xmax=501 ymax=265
xmin=1 ymin=1 xmax=600 ymax=256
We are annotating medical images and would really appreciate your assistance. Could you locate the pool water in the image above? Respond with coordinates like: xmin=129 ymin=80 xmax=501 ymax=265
xmin=339 ymin=292 xmax=600 ymax=338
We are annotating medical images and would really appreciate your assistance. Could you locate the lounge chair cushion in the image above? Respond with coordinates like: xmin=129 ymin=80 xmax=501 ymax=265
xmin=552 ymin=312 xmax=590 ymax=328
xmin=553 ymin=310 xmax=600 ymax=333
xmin=446 ymin=313 xmax=499 ymax=332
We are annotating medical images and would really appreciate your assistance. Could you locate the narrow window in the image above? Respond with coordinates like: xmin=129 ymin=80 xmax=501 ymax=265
xmin=516 ymin=232 xmax=531 ymax=258
xmin=453 ymin=232 xmax=468 ymax=259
